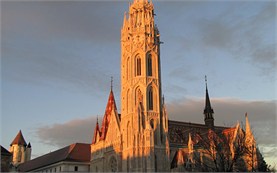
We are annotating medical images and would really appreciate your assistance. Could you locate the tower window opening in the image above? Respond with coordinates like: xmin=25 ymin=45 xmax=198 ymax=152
xmin=136 ymin=57 xmax=141 ymax=76
xmin=147 ymin=54 xmax=152 ymax=76
xmin=148 ymin=87 xmax=153 ymax=110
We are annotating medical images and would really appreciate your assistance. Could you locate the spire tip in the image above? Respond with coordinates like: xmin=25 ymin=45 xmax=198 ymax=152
xmin=110 ymin=76 xmax=113 ymax=91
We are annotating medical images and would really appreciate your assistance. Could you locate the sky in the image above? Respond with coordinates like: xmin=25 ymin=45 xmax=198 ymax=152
xmin=1 ymin=0 xmax=277 ymax=166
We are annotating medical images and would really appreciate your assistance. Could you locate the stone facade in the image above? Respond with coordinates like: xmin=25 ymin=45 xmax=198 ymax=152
xmin=90 ymin=0 xmax=169 ymax=172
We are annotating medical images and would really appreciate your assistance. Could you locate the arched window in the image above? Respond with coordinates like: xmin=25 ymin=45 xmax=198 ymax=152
xmin=147 ymin=54 xmax=152 ymax=76
xmin=110 ymin=156 xmax=117 ymax=172
xmin=127 ymin=122 xmax=130 ymax=147
xmin=127 ymin=57 xmax=130 ymax=80
xmin=126 ymin=89 xmax=130 ymax=113
xmin=136 ymin=56 xmax=141 ymax=76
xmin=148 ymin=87 xmax=153 ymax=110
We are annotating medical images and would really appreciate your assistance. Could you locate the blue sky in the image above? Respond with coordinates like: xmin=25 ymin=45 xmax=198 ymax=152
xmin=1 ymin=0 xmax=276 ymax=166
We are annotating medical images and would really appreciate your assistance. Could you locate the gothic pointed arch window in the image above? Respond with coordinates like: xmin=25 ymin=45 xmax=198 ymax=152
xmin=136 ymin=56 xmax=141 ymax=76
xmin=147 ymin=54 xmax=152 ymax=76
xmin=127 ymin=121 xmax=130 ymax=147
xmin=126 ymin=89 xmax=130 ymax=113
xmin=127 ymin=57 xmax=130 ymax=80
xmin=148 ymin=86 xmax=153 ymax=110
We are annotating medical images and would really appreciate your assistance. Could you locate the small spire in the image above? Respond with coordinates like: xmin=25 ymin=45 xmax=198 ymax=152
xmin=162 ymin=94 xmax=165 ymax=105
xmin=110 ymin=76 xmax=113 ymax=91
xmin=204 ymin=75 xmax=214 ymax=127
xmin=204 ymin=75 xmax=213 ymax=113
xmin=96 ymin=115 xmax=99 ymax=125
xmin=205 ymin=75 xmax=208 ymax=90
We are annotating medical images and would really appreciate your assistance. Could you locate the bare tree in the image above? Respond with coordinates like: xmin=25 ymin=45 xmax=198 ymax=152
xmin=192 ymin=129 xmax=249 ymax=172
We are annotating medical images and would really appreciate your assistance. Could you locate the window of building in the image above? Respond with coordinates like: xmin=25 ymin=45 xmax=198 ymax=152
xmin=74 ymin=166 xmax=78 ymax=172
xmin=148 ymin=87 xmax=153 ymax=110
xmin=147 ymin=54 xmax=152 ymax=76
xmin=127 ymin=57 xmax=130 ymax=80
xmin=136 ymin=57 xmax=141 ymax=76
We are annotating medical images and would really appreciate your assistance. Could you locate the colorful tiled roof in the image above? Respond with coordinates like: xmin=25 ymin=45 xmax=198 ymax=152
xmin=100 ymin=90 xmax=117 ymax=140
xmin=17 ymin=143 xmax=90 ymax=172
xmin=10 ymin=130 xmax=27 ymax=146
xmin=168 ymin=120 xmax=228 ymax=146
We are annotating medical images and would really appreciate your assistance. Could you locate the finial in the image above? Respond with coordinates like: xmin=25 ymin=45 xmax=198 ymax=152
xmin=245 ymin=112 xmax=248 ymax=117
xmin=205 ymin=75 xmax=207 ymax=87
xmin=110 ymin=76 xmax=113 ymax=91
xmin=162 ymin=94 xmax=165 ymax=105
xmin=96 ymin=115 xmax=99 ymax=124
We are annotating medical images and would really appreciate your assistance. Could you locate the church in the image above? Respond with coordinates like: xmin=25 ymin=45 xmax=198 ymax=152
xmin=8 ymin=0 xmax=267 ymax=172
xmin=89 ymin=0 xmax=265 ymax=172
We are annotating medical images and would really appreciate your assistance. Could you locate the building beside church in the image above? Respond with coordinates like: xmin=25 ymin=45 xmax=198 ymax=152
xmin=10 ymin=0 xmax=267 ymax=172
xmin=17 ymin=143 xmax=90 ymax=172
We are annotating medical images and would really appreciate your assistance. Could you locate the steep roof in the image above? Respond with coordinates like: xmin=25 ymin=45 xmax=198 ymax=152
xmin=1 ymin=145 xmax=12 ymax=156
xmin=17 ymin=143 xmax=90 ymax=172
xmin=100 ymin=90 xmax=118 ymax=140
xmin=10 ymin=130 xmax=27 ymax=146
xmin=91 ymin=120 xmax=100 ymax=144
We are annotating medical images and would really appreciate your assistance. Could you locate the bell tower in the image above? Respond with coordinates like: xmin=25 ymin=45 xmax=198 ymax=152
xmin=120 ymin=0 xmax=169 ymax=171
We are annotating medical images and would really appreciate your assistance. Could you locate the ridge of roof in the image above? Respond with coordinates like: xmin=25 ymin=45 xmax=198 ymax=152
xmin=17 ymin=143 xmax=90 ymax=172
xmin=168 ymin=119 xmax=229 ymax=129
xmin=10 ymin=130 xmax=27 ymax=146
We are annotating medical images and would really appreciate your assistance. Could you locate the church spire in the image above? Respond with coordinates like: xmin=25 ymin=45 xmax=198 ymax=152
xmin=204 ymin=76 xmax=214 ymax=128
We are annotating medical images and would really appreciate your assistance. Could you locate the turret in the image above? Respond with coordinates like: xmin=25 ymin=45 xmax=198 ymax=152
xmin=203 ymin=76 xmax=214 ymax=128
xmin=9 ymin=130 xmax=31 ymax=165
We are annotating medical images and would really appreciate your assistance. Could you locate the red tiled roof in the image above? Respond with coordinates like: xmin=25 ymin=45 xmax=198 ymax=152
xmin=17 ymin=143 xmax=90 ymax=172
xmin=100 ymin=90 xmax=117 ymax=140
xmin=91 ymin=121 xmax=100 ymax=144
xmin=10 ymin=130 xmax=27 ymax=146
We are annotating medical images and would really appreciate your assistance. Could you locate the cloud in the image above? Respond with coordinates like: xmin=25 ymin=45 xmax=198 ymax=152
xmin=195 ymin=2 xmax=276 ymax=74
xmin=2 ymin=1 xmax=124 ymax=95
xmin=35 ymin=116 xmax=98 ymax=147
